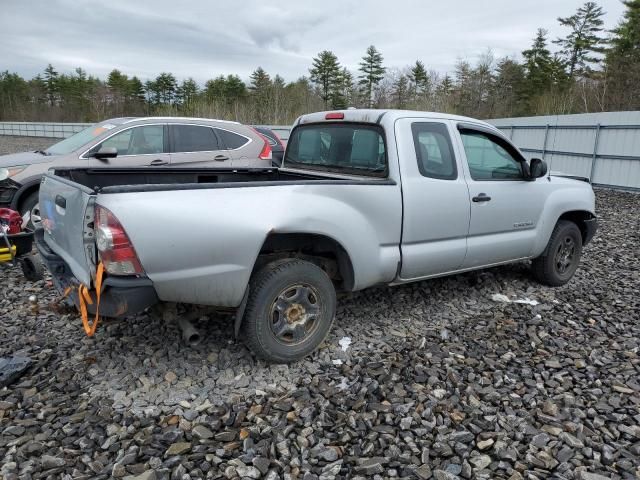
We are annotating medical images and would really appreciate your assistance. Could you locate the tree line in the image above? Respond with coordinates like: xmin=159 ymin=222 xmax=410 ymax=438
xmin=0 ymin=0 xmax=639 ymax=124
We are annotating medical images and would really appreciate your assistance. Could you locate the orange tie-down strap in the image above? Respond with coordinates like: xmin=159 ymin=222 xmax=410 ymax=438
xmin=77 ymin=262 xmax=105 ymax=337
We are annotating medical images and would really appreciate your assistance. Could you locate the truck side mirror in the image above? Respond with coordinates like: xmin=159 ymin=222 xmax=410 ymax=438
xmin=530 ymin=158 xmax=548 ymax=179
xmin=93 ymin=146 xmax=118 ymax=160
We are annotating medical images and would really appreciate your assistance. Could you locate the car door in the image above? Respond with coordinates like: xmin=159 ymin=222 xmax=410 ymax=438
xmin=85 ymin=124 xmax=170 ymax=167
xmin=168 ymin=124 xmax=233 ymax=166
xmin=455 ymin=124 xmax=546 ymax=268
xmin=397 ymin=118 xmax=471 ymax=279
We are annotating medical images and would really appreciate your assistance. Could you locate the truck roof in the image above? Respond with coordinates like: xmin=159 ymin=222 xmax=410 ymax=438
xmin=296 ymin=109 xmax=500 ymax=133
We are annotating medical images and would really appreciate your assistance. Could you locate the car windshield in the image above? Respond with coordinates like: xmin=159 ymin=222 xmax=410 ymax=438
xmin=46 ymin=122 xmax=122 ymax=155
xmin=284 ymin=123 xmax=387 ymax=177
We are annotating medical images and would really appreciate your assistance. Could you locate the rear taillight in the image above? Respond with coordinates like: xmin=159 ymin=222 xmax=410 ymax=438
xmin=95 ymin=205 xmax=144 ymax=276
xmin=251 ymin=128 xmax=273 ymax=161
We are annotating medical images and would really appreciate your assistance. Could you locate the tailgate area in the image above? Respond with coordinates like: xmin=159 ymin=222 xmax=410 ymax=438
xmin=40 ymin=173 xmax=96 ymax=287
xmin=35 ymin=228 xmax=158 ymax=317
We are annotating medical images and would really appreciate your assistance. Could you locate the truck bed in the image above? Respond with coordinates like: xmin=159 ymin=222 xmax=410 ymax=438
xmin=52 ymin=167 xmax=390 ymax=194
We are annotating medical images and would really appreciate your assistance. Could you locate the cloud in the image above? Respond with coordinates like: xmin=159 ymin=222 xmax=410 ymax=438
xmin=0 ymin=0 xmax=626 ymax=84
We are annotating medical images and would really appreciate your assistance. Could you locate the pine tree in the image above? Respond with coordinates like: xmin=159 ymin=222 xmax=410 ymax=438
xmin=606 ymin=0 xmax=640 ymax=109
xmin=609 ymin=0 xmax=640 ymax=59
xmin=523 ymin=29 xmax=555 ymax=93
xmin=43 ymin=64 xmax=58 ymax=106
xmin=554 ymin=2 xmax=606 ymax=79
xmin=177 ymin=78 xmax=199 ymax=107
xmin=392 ymin=74 xmax=409 ymax=109
xmin=332 ymin=68 xmax=356 ymax=109
xmin=492 ymin=57 xmax=527 ymax=116
xmin=309 ymin=50 xmax=341 ymax=108
xmin=225 ymin=75 xmax=246 ymax=102
xmin=250 ymin=67 xmax=272 ymax=123
xmin=358 ymin=45 xmax=386 ymax=107
xmin=128 ymin=77 xmax=145 ymax=102
xmin=107 ymin=69 xmax=129 ymax=95
xmin=153 ymin=72 xmax=177 ymax=104
xmin=408 ymin=60 xmax=429 ymax=99
xmin=249 ymin=67 xmax=271 ymax=93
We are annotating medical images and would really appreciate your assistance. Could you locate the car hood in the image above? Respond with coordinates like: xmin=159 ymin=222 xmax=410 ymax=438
xmin=0 ymin=151 xmax=57 ymax=168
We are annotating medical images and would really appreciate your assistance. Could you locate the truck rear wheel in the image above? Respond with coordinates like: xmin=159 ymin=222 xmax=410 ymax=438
xmin=532 ymin=220 xmax=583 ymax=286
xmin=242 ymin=259 xmax=336 ymax=363
xmin=19 ymin=191 xmax=41 ymax=230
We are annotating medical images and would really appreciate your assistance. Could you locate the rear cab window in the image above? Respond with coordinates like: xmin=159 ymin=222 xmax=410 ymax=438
xmin=412 ymin=123 xmax=457 ymax=180
xmin=284 ymin=123 xmax=387 ymax=177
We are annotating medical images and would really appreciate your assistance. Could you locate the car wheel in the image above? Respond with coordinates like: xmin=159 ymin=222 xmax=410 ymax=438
xmin=532 ymin=220 xmax=583 ymax=286
xmin=242 ymin=259 xmax=337 ymax=363
xmin=20 ymin=255 xmax=44 ymax=281
xmin=19 ymin=191 xmax=41 ymax=231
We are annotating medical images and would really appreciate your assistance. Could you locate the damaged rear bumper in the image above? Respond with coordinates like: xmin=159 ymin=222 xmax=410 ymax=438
xmin=34 ymin=228 xmax=158 ymax=317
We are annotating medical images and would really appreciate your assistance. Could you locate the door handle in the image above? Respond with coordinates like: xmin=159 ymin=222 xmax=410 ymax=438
xmin=214 ymin=155 xmax=229 ymax=162
xmin=55 ymin=195 xmax=66 ymax=209
xmin=472 ymin=193 xmax=491 ymax=203
xmin=149 ymin=159 xmax=169 ymax=166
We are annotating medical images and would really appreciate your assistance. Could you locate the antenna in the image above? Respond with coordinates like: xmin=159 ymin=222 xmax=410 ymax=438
xmin=547 ymin=112 xmax=560 ymax=180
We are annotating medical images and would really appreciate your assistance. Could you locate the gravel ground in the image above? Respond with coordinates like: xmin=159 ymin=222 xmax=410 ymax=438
xmin=1 ymin=138 xmax=639 ymax=479
xmin=0 ymin=136 xmax=54 ymax=156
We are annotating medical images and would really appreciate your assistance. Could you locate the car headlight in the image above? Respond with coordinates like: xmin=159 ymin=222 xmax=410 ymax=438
xmin=6 ymin=166 xmax=26 ymax=178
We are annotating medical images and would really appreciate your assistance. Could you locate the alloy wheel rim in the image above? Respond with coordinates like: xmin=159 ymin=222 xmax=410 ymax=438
xmin=30 ymin=203 xmax=42 ymax=229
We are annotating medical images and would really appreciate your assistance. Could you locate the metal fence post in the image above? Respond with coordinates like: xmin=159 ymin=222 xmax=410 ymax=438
xmin=589 ymin=124 xmax=601 ymax=183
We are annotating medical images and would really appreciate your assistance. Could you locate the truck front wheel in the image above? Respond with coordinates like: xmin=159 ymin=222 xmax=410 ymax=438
xmin=242 ymin=259 xmax=336 ymax=363
xmin=532 ymin=220 xmax=583 ymax=286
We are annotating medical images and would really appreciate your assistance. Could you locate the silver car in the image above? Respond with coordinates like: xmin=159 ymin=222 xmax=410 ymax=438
xmin=0 ymin=117 xmax=273 ymax=226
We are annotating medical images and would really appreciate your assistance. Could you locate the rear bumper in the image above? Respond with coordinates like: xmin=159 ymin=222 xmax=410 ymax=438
xmin=583 ymin=217 xmax=597 ymax=245
xmin=34 ymin=228 xmax=158 ymax=318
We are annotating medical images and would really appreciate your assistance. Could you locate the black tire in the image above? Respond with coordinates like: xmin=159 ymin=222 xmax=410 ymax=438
xmin=532 ymin=220 xmax=583 ymax=286
xmin=242 ymin=259 xmax=337 ymax=363
xmin=19 ymin=191 xmax=40 ymax=231
xmin=20 ymin=255 xmax=44 ymax=281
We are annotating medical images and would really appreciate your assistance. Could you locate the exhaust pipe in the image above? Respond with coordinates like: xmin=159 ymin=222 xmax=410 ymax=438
xmin=159 ymin=303 xmax=205 ymax=347
xmin=177 ymin=317 xmax=202 ymax=346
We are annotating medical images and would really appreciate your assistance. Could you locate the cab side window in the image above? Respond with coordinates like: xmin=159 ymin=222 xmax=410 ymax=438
xmin=412 ymin=123 xmax=457 ymax=180
xmin=460 ymin=130 xmax=524 ymax=180
xmin=98 ymin=126 xmax=164 ymax=156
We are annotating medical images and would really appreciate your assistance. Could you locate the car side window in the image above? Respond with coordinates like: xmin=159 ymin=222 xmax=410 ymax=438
xmin=216 ymin=129 xmax=250 ymax=149
xmin=411 ymin=123 xmax=457 ymax=180
xmin=171 ymin=125 xmax=219 ymax=153
xmin=98 ymin=126 xmax=164 ymax=156
xmin=460 ymin=130 xmax=524 ymax=180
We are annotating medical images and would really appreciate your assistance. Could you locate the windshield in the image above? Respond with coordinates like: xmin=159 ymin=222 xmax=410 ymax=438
xmin=284 ymin=123 xmax=387 ymax=177
xmin=46 ymin=122 xmax=121 ymax=155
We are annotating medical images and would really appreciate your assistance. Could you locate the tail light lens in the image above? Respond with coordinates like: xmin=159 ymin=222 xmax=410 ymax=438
xmin=251 ymin=128 xmax=273 ymax=161
xmin=95 ymin=205 xmax=144 ymax=276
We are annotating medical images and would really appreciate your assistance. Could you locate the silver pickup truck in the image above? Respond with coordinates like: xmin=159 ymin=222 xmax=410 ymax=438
xmin=36 ymin=109 xmax=597 ymax=362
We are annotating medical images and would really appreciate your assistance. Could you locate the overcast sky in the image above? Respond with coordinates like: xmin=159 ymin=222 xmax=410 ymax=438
xmin=1 ymin=0 xmax=626 ymax=84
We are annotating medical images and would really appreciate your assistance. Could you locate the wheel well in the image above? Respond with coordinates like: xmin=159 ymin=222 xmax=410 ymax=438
xmin=255 ymin=233 xmax=355 ymax=291
xmin=14 ymin=184 xmax=39 ymax=212
xmin=558 ymin=210 xmax=595 ymax=243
